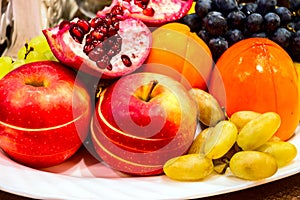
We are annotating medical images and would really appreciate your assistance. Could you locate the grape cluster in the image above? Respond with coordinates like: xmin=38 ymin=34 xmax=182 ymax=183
xmin=180 ymin=0 xmax=300 ymax=62
xmin=163 ymin=88 xmax=297 ymax=181
xmin=0 ymin=35 xmax=57 ymax=79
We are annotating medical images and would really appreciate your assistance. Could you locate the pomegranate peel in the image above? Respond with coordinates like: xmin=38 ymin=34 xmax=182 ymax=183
xmin=97 ymin=0 xmax=193 ymax=25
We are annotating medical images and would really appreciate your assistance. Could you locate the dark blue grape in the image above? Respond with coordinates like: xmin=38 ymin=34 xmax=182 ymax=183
xmin=203 ymin=11 xmax=228 ymax=36
xmin=195 ymin=0 xmax=213 ymax=18
xmin=264 ymin=12 xmax=281 ymax=32
xmin=226 ymin=29 xmax=244 ymax=46
xmin=181 ymin=13 xmax=202 ymax=32
xmin=256 ymin=0 xmax=277 ymax=15
xmin=292 ymin=30 xmax=300 ymax=50
xmin=197 ymin=29 xmax=210 ymax=44
xmin=271 ymin=27 xmax=293 ymax=48
xmin=295 ymin=21 xmax=300 ymax=31
xmin=212 ymin=0 xmax=238 ymax=14
xmin=289 ymin=0 xmax=300 ymax=11
xmin=227 ymin=10 xmax=246 ymax=29
xmin=245 ymin=13 xmax=264 ymax=33
xmin=286 ymin=22 xmax=297 ymax=32
xmin=208 ymin=37 xmax=228 ymax=61
xmin=274 ymin=6 xmax=293 ymax=24
xmin=251 ymin=32 xmax=268 ymax=38
xmin=290 ymin=30 xmax=300 ymax=61
xmin=294 ymin=30 xmax=300 ymax=46
xmin=239 ymin=3 xmax=258 ymax=16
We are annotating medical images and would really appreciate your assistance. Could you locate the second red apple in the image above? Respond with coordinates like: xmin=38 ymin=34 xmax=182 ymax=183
xmin=90 ymin=72 xmax=198 ymax=175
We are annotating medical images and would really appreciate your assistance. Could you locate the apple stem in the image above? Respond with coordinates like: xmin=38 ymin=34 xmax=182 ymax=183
xmin=145 ymin=80 xmax=158 ymax=102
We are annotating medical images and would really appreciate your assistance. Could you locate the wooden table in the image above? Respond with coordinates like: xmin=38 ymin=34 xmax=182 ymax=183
xmin=0 ymin=172 xmax=300 ymax=200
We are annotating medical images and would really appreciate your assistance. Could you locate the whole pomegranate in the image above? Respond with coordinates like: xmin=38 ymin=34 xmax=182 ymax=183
xmin=43 ymin=5 xmax=152 ymax=79
xmin=97 ymin=0 xmax=193 ymax=25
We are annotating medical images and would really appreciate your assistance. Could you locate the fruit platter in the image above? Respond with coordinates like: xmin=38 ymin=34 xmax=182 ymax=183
xmin=1 ymin=0 xmax=300 ymax=199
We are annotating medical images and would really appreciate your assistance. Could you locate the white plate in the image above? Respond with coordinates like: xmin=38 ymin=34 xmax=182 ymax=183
xmin=0 ymin=125 xmax=300 ymax=200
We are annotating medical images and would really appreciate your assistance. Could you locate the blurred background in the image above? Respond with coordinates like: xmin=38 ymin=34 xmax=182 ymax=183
xmin=0 ymin=0 xmax=112 ymax=57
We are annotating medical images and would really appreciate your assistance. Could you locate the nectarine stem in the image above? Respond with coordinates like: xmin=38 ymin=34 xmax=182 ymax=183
xmin=145 ymin=80 xmax=158 ymax=102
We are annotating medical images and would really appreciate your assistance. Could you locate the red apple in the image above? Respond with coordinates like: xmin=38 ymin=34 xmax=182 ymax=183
xmin=90 ymin=72 xmax=197 ymax=175
xmin=91 ymin=118 xmax=190 ymax=165
xmin=91 ymin=129 xmax=164 ymax=176
xmin=0 ymin=61 xmax=91 ymax=168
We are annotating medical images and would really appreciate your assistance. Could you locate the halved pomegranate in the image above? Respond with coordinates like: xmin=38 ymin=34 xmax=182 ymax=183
xmin=43 ymin=6 xmax=152 ymax=79
xmin=97 ymin=0 xmax=193 ymax=25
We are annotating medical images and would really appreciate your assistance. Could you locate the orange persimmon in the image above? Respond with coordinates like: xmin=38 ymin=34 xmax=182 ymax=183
xmin=140 ymin=23 xmax=213 ymax=90
xmin=209 ymin=38 xmax=300 ymax=141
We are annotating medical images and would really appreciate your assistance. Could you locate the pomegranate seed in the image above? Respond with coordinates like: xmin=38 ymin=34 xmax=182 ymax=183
xmin=96 ymin=55 xmax=110 ymax=69
xmin=105 ymin=14 xmax=113 ymax=26
xmin=110 ymin=15 xmax=118 ymax=24
xmin=121 ymin=55 xmax=132 ymax=67
xmin=77 ymin=19 xmax=91 ymax=33
xmin=85 ymin=34 xmax=94 ymax=44
xmin=135 ymin=1 xmax=144 ymax=9
xmin=99 ymin=25 xmax=108 ymax=34
xmin=107 ymin=49 xmax=116 ymax=57
xmin=143 ymin=7 xmax=155 ymax=16
xmin=108 ymin=27 xmax=118 ymax=37
xmin=113 ymin=21 xmax=120 ymax=30
xmin=83 ymin=44 xmax=94 ymax=54
xmin=91 ymin=30 xmax=105 ymax=41
xmin=116 ymin=36 xmax=122 ymax=43
xmin=111 ymin=5 xmax=124 ymax=16
xmin=69 ymin=24 xmax=84 ymax=43
xmin=105 ymin=37 xmax=116 ymax=48
xmin=92 ymin=39 xmax=102 ymax=47
xmin=88 ymin=50 xmax=101 ymax=61
xmin=90 ymin=17 xmax=104 ymax=28
xmin=95 ymin=46 xmax=105 ymax=55
xmin=134 ymin=0 xmax=148 ymax=9
xmin=112 ymin=43 xmax=121 ymax=51
xmin=96 ymin=61 xmax=107 ymax=69
xmin=59 ymin=20 xmax=70 ymax=30
xmin=107 ymin=64 xmax=113 ymax=71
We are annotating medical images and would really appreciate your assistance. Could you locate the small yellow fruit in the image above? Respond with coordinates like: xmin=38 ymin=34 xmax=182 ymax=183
xmin=204 ymin=120 xmax=238 ymax=159
xmin=237 ymin=112 xmax=281 ymax=150
xmin=189 ymin=88 xmax=225 ymax=126
xmin=188 ymin=127 xmax=212 ymax=154
xmin=163 ymin=154 xmax=214 ymax=181
xmin=230 ymin=110 xmax=261 ymax=131
xmin=230 ymin=151 xmax=278 ymax=180
xmin=256 ymin=141 xmax=297 ymax=167
xmin=0 ymin=56 xmax=14 ymax=79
